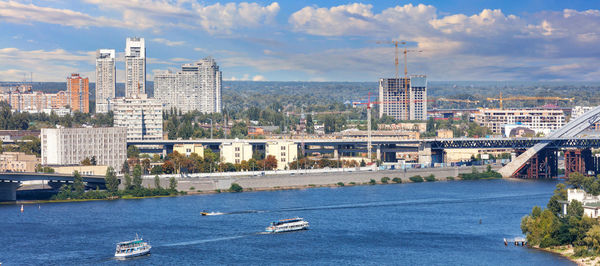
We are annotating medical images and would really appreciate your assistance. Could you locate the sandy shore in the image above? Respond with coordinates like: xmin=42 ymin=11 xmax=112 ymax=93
xmin=533 ymin=245 xmax=599 ymax=266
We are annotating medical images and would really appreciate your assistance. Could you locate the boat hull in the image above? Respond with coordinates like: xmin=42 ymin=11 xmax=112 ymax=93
xmin=115 ymin=248 xmax=150 ymax=259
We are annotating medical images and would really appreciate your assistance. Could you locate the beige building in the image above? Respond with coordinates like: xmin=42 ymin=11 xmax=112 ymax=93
xmin=220 ymin=141 xmax=252 ymax=164
xmin=472 ymin=108 xmax=565 ymax=135
xmin=41 ymin=127 xmax=127 ymax=170
xmin=174 ymin=144 xmax=204 ymax=156
xmin=52 ymin=165 xmax=109 ymax=176
xmin=378 ymin=122 xmax=427 ymax=133
xmin=337 ymin=129 xmax=420 ymax=140
xmin=266 ymin=140 xmax=298 ymax=170
xmin=437 ymin=129 xmax=454 ymax=138
xmin=0 ymin=152 xmax=39 ymax=172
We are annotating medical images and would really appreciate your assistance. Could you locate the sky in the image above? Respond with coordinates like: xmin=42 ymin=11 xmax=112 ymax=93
xmin=0 ymin=0 xmax=600 ymax=82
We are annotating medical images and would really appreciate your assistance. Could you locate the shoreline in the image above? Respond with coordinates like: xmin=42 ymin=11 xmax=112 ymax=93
xmin=530 ymin=245 xmax=597 ymax=266
xmin=8 ymin=173 xmax=502 ymax=204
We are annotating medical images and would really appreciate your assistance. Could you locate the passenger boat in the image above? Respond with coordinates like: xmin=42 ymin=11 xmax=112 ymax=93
xmin=265 ymin=217 xmax=309 ymax=233
xmin=114 ymin=235 xmax=151 ymax=259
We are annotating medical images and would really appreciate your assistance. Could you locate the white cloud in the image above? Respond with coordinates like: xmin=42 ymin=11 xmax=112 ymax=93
xmin=194 ymin=2 xmax=280 ymax=34
xmin=252 ymin=75 xmax=266 ymax=81
xmin=152 ymin=38 xmax=185 ymax=46
xmin=0 ymin=0 xmax=126 ymax=28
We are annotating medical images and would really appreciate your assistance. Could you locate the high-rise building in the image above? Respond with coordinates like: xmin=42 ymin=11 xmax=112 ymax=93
xmin=154 ymin=57 xmax=222 ymax=114
xmin=112 ymin=94 xmax=163 ymax=141
xmin=95 ymin=49 xmax=116 ymax=113
xmin=67 ymin=73 xmax=89 ymax=113
xmin=378 ymin=75 xmax=427 ymax=121
xmin=125 ymin=37 xmax=146 ymax=98
xmin=41 ymin=127 xmax=127 ymax=170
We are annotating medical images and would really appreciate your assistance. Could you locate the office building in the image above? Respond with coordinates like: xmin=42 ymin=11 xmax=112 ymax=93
xmin=265 ymin=140 xmax=298 ymax=170
xmin=125 ymin=37 xmax=146 ymax=98
xmin=472 ymin=108 xmax=566 ymax=135
xmin=95 ymin=49 xmax=116 ymax=113
xmin=378 ymin=75 xmax=427 ymax=120
xmin=112 ymin=95 xmax=163 ymax=141
xmin=154 ymin=57 xmax=222 ymax=114
xmin=41 ymin=127 xmax=126 ymax=170
xmin=67 ymin=73 xmax=89 ymax=113
xmin=220 ymin=141 xmax=252 ymax=164
xmin=174 ymin=144 xmax=204 ymax=157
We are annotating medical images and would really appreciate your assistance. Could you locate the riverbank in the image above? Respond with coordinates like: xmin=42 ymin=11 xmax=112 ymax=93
xmin=534 ymin=246 xmax=599 ymax=266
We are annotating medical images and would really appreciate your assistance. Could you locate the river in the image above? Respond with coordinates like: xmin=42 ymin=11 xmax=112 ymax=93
xmin=0 ymin=179 xmax=573 ymax=265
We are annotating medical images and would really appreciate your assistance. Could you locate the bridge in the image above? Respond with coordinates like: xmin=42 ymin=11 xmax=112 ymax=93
xmin=0 ymin=172 xmax=105 ymax=201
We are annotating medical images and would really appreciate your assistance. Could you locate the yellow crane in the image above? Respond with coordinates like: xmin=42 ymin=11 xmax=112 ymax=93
xmin=486 ymin=92 xmax=574 ymax=109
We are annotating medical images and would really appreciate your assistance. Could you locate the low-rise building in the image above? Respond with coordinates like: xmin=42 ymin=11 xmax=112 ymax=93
xmin=472 ymin=108 xmax=565 ymax=135
xmin=0 ymin=152 xmax=39 ymax=172
xmin=378 ymin=122 xmax=427 ymax=133
xmin=563 ymin=188 xmax=600 ymax=218
xmin=220 ymin=141 xmax=252 ymax=164
xmin=266 ymin=140 xmax=298 ymax=170
xmin=52 ymin=165 xmax=109 ymax=176
xmin=112 ymin=95 xmax=163 ymax=141
xmin=41 ymin=127 xmax=126 ymax=170
xmin=436 ymin=129 xmax=453 ymax=138
xmin=336 ymin=129 xmax=420 ymax=140
xmin=174 ymin=144 xmax=204 ymax=156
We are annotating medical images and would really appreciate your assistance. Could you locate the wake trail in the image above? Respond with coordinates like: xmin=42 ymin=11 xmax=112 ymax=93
xmin=160 ymin=233 xmax=261 ymax=247
xmin=219 ymin=192 xmax=549 ymax=215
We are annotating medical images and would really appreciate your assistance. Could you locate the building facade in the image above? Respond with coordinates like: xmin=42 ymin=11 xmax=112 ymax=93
xmin=125 ymin=37 xmax=146 ymax=98
xmin=95 ymin=49 xmax=116 ymax=113
xmin=378 ymin=75 xmax=427 ymax=121
xmin=174 ymin=144 xmax=204 ymax=157
xmin=67 ymin=73 xmax=89 ymax=113
xmin=154 ymin=57 xmax=222 ymax=114
xmin=220 ymin=141 xmax=252 ymax=164
xmin=112 ymin=95 xmax=163 ymax=141
xmin=41 ymin=127 xmax=126 ymax=170
xmin=0 ymin=152 xmax=39 ymax=172
xmin=0 ymin=88 xmax=70 ymax=115
xmin=472 ymin=108 xmax=566 ymax=135
xmin=266 ymin=140 xmax=298 ymax=170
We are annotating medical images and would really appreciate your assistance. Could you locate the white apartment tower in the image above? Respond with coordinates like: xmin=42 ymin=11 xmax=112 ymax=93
xmin=125 ymin=37 xmax=146 ymax=98
xmin=379 ymin=75 xmax=427 ymax=121
xmin=112 ymin=95 xmax=163 ymax=141
xmin=95 ymin=49 xmax=116 ymax=113
xmin=154 ymin=57 xmax=222 ymax=114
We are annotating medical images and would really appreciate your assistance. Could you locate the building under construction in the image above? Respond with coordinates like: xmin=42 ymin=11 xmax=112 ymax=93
xmin=378 ymin=75 xmax=427 ymax=121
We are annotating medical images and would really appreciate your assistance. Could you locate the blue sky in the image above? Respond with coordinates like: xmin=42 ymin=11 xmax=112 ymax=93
xmin=1 ymin=0 xmax=600 ymax=82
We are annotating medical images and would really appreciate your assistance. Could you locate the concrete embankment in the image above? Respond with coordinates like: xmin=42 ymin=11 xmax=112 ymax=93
xmin=143 ymin=165 xmax=500 ymax=193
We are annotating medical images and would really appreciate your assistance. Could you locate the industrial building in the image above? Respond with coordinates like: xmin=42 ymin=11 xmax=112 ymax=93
xmin=154 ymin=57 xmax=222 ymax=114
xmin=378 ymin=75 xmax=427 ymax=121
xmin=41 ymin=127 xmax=127 ymax=170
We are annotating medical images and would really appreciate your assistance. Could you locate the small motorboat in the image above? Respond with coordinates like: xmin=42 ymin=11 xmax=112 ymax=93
xmin=201 ymin=211 xmax=224 ymax=216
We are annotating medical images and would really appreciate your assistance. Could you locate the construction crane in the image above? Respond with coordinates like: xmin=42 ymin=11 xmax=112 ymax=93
xmin=486 ymin=92 xmax=574 ymax=109
xmin=376 ymin=40 xmax=422 ymax=120
xmin=437 ymin=98 xmax=480 ymax=104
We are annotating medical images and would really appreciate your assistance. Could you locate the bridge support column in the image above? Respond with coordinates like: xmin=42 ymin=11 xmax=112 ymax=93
xmin=514 ymin=148 xmax=557 ymax=179
xmin=0 ymin=181 xmax=19 ymax=201
xmin=565 ymin=149 xmax=594 ymax=178
xmin=418 ymin=143 xmax=432 ymax=165
xmin=376 ymin=146 xmax=381 ymax=161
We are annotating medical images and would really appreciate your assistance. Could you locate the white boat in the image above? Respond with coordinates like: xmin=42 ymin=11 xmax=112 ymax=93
xmin=114 ymin=235 xmax=151 ymax=259
xmin=201 ymin=211 xmax=224 ymax=216
xmin=265 ymin=217 xmax=309 ymax=233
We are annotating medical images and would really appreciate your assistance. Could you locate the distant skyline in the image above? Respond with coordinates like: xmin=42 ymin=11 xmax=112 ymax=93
xmin=0 ymin=0 xmax=599 ymax=82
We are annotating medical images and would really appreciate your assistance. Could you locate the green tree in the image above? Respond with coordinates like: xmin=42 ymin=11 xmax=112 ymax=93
xmin=547 ymin=183 xmax=567 ymax=215
xmin=306 ymin=114 xmax=314 ymax=134
xmin=72 ymin=171 xmax=85 ymax=197
xmin=568 ymin=200 xmax=584 ymax=218
xmin=229 ymin=183 xmax=243 ymax=192
xmin=169 ymin=176 xmax=177 ymax=191
xmin=104 ymin=167 xmax=119 ymax=193
xmin=132 ymin=164 xmax=143 ymax=189
xmin=121 ymin=160 xmax=130 ymax=174
xmin=154 ymin=175 xmax=161 ymax=189
xmin=81 ymin=157 xmax=92 ymax=166
xmin=90 ymin=156 xmax=97 ymax=166
xmin=124 ymin=173 xmax=132 ymax=190
xmin=127 ymin=145 xmax=140 ymax=158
